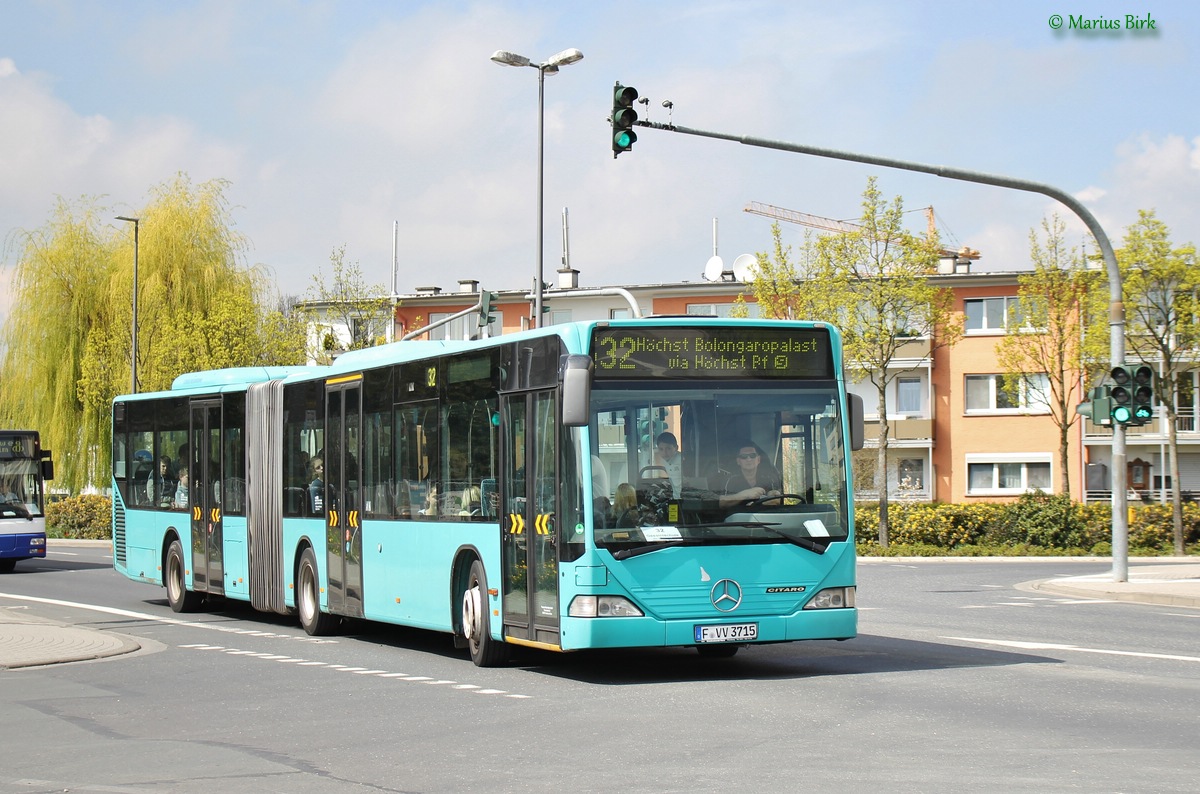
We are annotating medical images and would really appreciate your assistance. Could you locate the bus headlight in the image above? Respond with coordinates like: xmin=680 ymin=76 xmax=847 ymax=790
xmin=803 ymin=587 xmax=855 ymax=609
xmin=29 ymin=537 xmax=46 ymax=547
xmin=568 ymin=595 xmax=644 ymax=618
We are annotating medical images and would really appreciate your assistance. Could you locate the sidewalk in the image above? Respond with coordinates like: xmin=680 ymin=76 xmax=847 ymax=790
xmin=1 ymin=538 xmax=141 ymax=670
xmin=1030 ymin=561 xmax=1200 ymax=608
xmin=0 ymin=607 xmax=141 ymax=670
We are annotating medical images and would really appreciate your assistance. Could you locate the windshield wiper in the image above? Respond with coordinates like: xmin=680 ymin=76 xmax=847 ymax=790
xmin=686 ymin=521 xmax=829 ymax=554
xmin=760 ymin=525 xmax=829 ymax=554
xmin=610 ymin=539 xmax=703 ymax=560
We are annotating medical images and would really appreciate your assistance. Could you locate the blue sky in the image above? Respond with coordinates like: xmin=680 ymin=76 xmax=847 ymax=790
xmin=2 ymin=1 xmax=1198 ymax=323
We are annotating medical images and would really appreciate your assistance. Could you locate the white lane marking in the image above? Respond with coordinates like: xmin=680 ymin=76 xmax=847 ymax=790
xmin=181 ymin=645 xmax=532 ymax=698
xmin=945 ymin=636 xmax=1200 ymax=663
xmin=0 ymin=592 xmax=336 ymax=643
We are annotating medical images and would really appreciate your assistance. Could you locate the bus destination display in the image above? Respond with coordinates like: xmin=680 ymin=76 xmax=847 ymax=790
xmin=591 ymin=326 xmax=833 ymax=379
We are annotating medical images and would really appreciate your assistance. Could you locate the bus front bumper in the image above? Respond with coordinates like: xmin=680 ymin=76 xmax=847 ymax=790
xmin=0 ymin=532 xmax=47 ymax=560
xmin=559 ymin=608 xmax=857 ymax=651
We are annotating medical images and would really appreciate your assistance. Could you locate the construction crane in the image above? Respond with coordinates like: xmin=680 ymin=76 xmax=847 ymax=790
xmin=743 ymin=201 xmax=981 ymax=261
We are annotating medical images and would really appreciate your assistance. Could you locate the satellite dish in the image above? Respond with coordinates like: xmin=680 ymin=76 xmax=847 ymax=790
xmin=732 ymin=253 xmax=757 ymax=282
xmin=703 ymin=255 xmax=724 ymax=282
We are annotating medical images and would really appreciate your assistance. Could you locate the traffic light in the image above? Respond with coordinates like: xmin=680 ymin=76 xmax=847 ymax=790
xmin=1131 ymin=364 xmax=1155 ymax=424
xmin=1076 ymin=386 xmax=1112 ymax=427
xmin=478 ymin=291 xmax=498 ymax=328
xmin=1109 ymin=366 xmax=1135 ymax=425
xmin=611 ymin=82 xmax=638 ymax=158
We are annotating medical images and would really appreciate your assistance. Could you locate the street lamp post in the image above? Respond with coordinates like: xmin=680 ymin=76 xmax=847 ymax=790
xmin=490 ymin=47 xmax=583 ymax=328
xmin=116 ymin=216 xmax=139 ymax=393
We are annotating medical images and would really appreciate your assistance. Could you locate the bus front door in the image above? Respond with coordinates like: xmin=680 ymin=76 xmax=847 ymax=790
xmin=325 ymin=377 xmax=364 ymax=619
xmin=189 ymin=400 xmax=223 ymax=596
xmin=500 ymin=390 xmax=560 ymax=648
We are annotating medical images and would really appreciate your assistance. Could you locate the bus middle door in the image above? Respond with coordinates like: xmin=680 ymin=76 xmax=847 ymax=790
xmin=500 ymin=390 xmax=560 ymax=649
xmin=189 ymin=399 xmax=223 ymax=597
xmin=325 ymin=376 xmax=364 ymax=619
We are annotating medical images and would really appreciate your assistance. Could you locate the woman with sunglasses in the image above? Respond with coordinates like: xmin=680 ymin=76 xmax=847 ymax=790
xmin=718 ymin=441 xmax=783 ymax=507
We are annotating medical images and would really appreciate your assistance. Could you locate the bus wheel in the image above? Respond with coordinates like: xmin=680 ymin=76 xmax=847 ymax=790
xmin=462 ymin=559 xmax=509 ymax=667
xmin=696 ymin=644 xmax=740 ymax=659
xmin=166 ymin=538 xmax=201 ymax=613
xmin=0 ymin=559 xmax=16 ymax=574
xmin=297 ymin=547 xmax=338 ymax=636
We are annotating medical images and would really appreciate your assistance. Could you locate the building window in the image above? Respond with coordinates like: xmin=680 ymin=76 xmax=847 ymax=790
xmin=966 ymin=455 xmax=1052 ymax=495
xmin=425 ymin=312 xmax=501 ymax=340
xmin=964 ymin=297 xmax=1022 ymax=333
xmin=610 ymin=308 xmax=632 ymax=320
xmin=547 ymin=309 xmax=572 ymax=326
xmin=686 ymin=303 xmax=760 ymax=318
xmin=964 ymin=373 xmax=1048 ymax=413
xmin=897 ymin=377 xmax=922 ymax=414
xmin=898 ymin=458 xmax=924 ymax=490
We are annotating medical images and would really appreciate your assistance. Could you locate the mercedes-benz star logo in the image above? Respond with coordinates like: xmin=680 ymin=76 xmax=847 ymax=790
xmin=710 ymin=578 xmax=743 ymax=612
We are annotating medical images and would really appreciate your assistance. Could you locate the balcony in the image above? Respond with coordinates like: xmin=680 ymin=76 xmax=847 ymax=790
xmin=864 ymin=417 xmax=933 ymax=443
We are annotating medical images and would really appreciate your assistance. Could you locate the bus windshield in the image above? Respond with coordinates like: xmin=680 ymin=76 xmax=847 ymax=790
xmin=0 ymin=454 xmax=45 ymax=519
xmin=589 ymin=380 xmax=849 ymax=558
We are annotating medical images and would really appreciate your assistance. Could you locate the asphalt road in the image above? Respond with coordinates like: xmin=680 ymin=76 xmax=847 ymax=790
xmin=1 ymin=548 xmax=1197 ymax=793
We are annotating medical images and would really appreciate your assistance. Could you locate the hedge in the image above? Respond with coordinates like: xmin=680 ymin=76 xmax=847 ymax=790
xmin=46 ymin=495 xmax=112 ymax=540
xmin=855 ymin=492 xmax=1200 ymax=555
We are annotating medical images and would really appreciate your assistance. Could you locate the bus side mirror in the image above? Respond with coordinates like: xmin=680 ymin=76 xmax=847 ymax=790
xmin=561 ymin=355 xmax=592 ymax=428
xmin=41 ymin=453 xmax=54 ymax=482
xmin=848 ymin=394 xmax=864 ymax=451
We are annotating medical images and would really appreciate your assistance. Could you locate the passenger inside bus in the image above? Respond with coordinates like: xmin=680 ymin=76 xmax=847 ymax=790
xmin=459 ymin=486 xmax=481 ymax=516
xmin=608 ymin=482 xmax=643 ymax=528
xmin=173 ymin=469 xmax=190 ymax=510
xmin=148 ymin=455 xmax=176 ymax=506
xmin=308 ymin=457 xmax=324 ymax=514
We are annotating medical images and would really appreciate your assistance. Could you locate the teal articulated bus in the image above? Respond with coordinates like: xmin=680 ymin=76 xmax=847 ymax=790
xmin=112 ymin=318 xmax=863 ymax=666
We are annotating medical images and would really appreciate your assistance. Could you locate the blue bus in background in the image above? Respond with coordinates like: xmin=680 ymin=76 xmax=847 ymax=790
xmin=111 ymin=318 xmax=863 ymax=665
xmin=0 ymin=430 xmax=54 ymax=573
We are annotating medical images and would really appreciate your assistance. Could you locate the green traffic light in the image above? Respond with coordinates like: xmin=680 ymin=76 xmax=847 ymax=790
xmin=1112 ymin=404 xmax=1133 ymax=424
xmin=1133 ymin=405 xmax=1153 ymax=420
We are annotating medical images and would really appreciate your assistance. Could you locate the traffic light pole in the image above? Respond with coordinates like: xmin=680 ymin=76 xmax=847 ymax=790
xmin=634 ymin=119 xmax=1131 ymax=580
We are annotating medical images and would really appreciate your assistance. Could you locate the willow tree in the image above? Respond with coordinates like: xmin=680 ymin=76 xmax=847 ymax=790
xmin=995 ymin=215 xmax=1108 ymax=496
xmin=0 ymin=199 xmax=112 ymax=493
xmin=790 ymin=177 xmax=960 ymax=547
xmin=1 ymin=175 xmax=305 ymax=491
xmin=1117 ymin=210 xmax=1198 ymax=555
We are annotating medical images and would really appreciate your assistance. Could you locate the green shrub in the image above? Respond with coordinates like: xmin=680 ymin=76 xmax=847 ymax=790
xmin=1130 ymin=502 xmax=1200 ymax=550
xmin=852 ymin=495 xmax=1197 ymax=556
xmin=46 ymin=495 xmax=112 ymax=539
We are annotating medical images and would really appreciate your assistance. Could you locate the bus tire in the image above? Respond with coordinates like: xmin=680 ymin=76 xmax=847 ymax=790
xmin=298 ymin=547 xmax=338 ymax=636
xmin=0 ymin=559 xmax=16 ymax=574
xmin=165 ymin=538 xmax=201 ymax=613
xmin=462 ymin=559 xmax=509 ymax=667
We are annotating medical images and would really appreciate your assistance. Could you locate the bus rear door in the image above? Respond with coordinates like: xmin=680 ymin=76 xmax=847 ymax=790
xmin=189 ymin=399 xmax=223 ymax=596
xmin=325 ymin=376 xmax=364 ymax=619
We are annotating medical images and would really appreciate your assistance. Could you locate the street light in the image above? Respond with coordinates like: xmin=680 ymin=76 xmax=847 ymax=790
xmin=115 ymin=216 xmax=139 ymax=393
xmin=490 ymin=47 xmax=583 ymax=328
